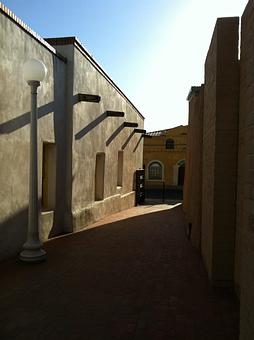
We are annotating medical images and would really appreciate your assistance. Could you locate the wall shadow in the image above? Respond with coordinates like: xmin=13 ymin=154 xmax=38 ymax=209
xmin=121 ymin=130 xmax=135 ymax=150
xmin=0 ymin=207 xmax=28 ymax=262
xmin=72 ymin=94 xmax=80 ymax=105
xmin=52 ymin=205 xmax=185 ymax=242
xmin=0 ymin=205 xmax=239 ymax=340
xmin=75 ymin=112 xmax=108 ymax=140
xmin=0 ymin=101 xmax=54 ymax=134
xmin=133 ymin=135 xmax=143 ymax=152
xmin=106 ymin=123 xmax=125 ymax=146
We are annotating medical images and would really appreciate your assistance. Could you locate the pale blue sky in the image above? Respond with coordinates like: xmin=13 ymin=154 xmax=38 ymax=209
xmin=2 ymin=0 xmax=247 ymax=131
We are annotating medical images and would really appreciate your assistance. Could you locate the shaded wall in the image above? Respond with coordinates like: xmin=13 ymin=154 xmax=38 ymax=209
xmin=236 ymin=1 xmax=254 ymax=338
xmin=184 ymin=86 xmax=204 ymax=248
xmin=184 ymin=2 xmax=254 ymax=338
xmin=201 ymin=17 xmax=239 ymax=285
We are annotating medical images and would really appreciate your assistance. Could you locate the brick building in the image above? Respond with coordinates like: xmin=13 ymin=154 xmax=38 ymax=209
xmin=183 ymin=1 xmax=254 ymax=338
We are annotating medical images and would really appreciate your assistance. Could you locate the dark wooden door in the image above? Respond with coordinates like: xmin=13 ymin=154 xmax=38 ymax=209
xmin=178 ymin=165 xmax=185 ymax=186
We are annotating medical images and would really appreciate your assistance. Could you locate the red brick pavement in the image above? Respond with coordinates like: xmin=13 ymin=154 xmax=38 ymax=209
xmin=0 ymin=204 xmax=239 ymax=340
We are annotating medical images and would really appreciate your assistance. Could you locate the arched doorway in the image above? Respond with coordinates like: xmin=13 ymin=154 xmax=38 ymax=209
xmin=173 ymin=159 xmax=185 ymax=186
xmin=178 ymin=161 xmax=185 ymax=186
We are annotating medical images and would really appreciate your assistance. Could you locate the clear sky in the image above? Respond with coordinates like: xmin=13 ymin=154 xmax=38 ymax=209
xmin=2 ymin=0 xmax=247 ymax=132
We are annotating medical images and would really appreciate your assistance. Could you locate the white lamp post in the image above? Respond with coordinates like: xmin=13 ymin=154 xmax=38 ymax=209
xmin=20 ymin=59 xmax=47 ymax=262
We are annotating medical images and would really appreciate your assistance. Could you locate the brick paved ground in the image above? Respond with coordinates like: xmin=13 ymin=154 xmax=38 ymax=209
xmin=0 ymin=204 xmax=239 ymax=340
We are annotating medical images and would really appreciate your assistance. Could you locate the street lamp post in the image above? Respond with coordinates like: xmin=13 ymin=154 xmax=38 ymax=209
xmin=20 ymin=59 xmax=47 ymax=263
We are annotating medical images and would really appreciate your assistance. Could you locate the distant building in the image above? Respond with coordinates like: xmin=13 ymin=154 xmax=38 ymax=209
xmin=143 ymin=125 xmax=187 ymax=192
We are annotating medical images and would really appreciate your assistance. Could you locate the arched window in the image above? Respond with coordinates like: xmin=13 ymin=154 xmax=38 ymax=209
xmin=148 ymin=161 xmax=163 ymax=180
xmin=166 ymin=138 xmax=174 ymax=149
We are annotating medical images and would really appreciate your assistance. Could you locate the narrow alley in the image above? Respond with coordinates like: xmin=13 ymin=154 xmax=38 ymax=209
xmin=0 ymin=204 xmax=239 ymax=340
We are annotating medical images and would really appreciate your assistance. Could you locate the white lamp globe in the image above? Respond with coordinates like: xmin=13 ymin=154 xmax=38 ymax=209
xmin=23 ymin=58 xmax=47 ymax=82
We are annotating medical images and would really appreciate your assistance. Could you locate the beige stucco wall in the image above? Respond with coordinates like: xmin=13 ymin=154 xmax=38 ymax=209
xmin=0 ymin=6 xmax=144 ymax=261
xmin=70 ymin=45 xmax=144 ymax=229
xmin=0 ymin=7 xmax=67 ymax=260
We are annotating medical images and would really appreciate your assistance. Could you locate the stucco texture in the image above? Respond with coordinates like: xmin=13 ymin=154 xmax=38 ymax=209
xmin=0 ymin=10 xmax=66 ymax=259
xmin=0 ymin=7 xmax=144 ymax=260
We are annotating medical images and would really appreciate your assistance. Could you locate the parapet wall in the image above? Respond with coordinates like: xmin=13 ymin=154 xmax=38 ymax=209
xmin=236 ymin=1 xmax=254 ymax=338
xmin=183 ymin=85 xmax=204 ymax=249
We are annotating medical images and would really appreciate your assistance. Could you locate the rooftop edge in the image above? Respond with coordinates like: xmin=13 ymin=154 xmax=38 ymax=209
xmin=0 ymin=2 xmax=67 ymax=62
xmin=45 ymin=36 xmax=145 ymax=120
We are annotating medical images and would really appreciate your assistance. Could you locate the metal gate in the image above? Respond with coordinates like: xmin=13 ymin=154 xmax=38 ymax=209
xmin=135 ymin=169 xmax=145 ymax=205
xmin=145 ymin=181 xmax=184 ymax=203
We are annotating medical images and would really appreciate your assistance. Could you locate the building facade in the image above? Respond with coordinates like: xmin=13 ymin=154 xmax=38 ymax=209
xmin=0 ymin=4 xmax=144 ymax=261
xmin=143 ymin=125 xmax=187 ymax=191
xmin=183 ymin=2 xmax=254 ymax=338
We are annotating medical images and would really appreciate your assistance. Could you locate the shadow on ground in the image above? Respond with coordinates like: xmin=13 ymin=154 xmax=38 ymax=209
xmin=144 ymin=198 xmax=183 ymax=206
xmin=0 ymin=205 xmax=239 ymax=340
